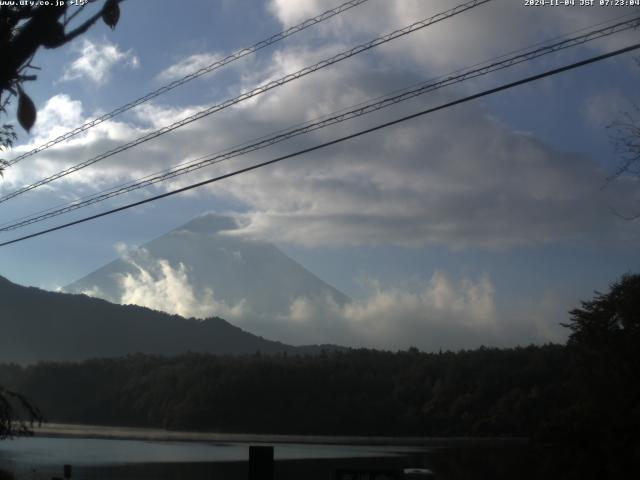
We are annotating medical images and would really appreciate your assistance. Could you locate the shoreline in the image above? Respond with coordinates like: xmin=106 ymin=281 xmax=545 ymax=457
xmin=33 ymin=423 xmax=529 ymax=447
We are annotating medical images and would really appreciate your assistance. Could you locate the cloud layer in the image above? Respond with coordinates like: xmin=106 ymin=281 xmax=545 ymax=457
xmin=91 ymin=249 xmax=566 ymax=350
xmin=11 ymin=62 xmax=639 ymax=250
xmin=7 ymin=0 xmax=638 ymax=250
xmin=156 ymin=53 xmax=222 ymax=83
xmin=60 ymin=38 xmax=139 ymax=85
xmin=104 ymin=247 xmax=247 ymax=320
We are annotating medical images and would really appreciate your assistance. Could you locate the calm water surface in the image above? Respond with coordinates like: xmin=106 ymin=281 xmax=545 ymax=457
xmin=0 ymin=435 xmax=432 ymax=479
xmin=0 ymin=435 xmax=426 ymax=465
xmin=0 ymin=426 xmax=552 ymax=480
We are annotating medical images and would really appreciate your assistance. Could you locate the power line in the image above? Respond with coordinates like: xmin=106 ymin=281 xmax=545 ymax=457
xmin=2 ymin=14 xmax=637 ymax=233
xmin=0 ymin=0 xmax=492 ymax=205
xmin=1 ymin=41 xmax=638 ymax=248
xmin=0 ymin=17 xmax=640 ymax=232
xmin=4 ymin=0 xmax=372 ymax=168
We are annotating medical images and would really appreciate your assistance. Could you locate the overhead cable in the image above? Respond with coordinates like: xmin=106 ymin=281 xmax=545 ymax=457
xmin=1 ymin=41 xmax=638 ymax=248
xmin=4 ymin=0 xmax=373 ymax=167
xmin=0 ymin=0 xmax=492 ymax=204
xmin=2 ymin=14 xmax=638 ymax=232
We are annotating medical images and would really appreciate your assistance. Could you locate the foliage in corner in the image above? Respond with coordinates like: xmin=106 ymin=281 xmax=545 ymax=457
xmin=0 ymin=385 xmax=43 ymax=440
xmin=0 ymin=0 xmax=123 ymax=158
xmin=564 ymin=273 xmax=640 ymax=360
xmin=0 ymin=0 xmax=122 ymax=436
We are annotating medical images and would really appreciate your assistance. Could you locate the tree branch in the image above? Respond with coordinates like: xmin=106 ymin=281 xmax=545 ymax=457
xmin=63 ymin=4 xmax=88 ymax=27
xmin=61 ymin=0 xmax=125 ymax=44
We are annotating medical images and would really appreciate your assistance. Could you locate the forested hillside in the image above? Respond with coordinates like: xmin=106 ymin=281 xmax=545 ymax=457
xmin=0 ymin=276 xmax=323 ymax=362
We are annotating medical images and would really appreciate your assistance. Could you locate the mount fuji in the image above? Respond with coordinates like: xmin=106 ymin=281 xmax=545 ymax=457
xmin=64 ymin=214 xmax=349 ymax=343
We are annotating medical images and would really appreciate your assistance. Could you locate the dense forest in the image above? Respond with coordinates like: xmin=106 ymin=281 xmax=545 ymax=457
xmin=0 ymin=344 xmax=636 ymax=477
xmin=0 ymin=346 xmax=569 ymax=437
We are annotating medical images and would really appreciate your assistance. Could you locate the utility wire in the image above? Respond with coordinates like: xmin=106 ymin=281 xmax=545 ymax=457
xmin=1 ymin=41 xmax=638 ymax=248
xmin=15 ymin=4 xmax=632 ymax=232
xmin=0 ymin=0 xmax=492 ymax=205
xmin=10 ymin=7 xmax=634 ymax=230
xmin=4 ymin=0 xmax=372 ymax=167
xmin=2 ymin=14 xmax=638 ymax=233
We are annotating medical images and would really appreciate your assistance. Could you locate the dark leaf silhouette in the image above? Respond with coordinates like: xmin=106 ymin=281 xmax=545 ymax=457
xmin=17 ymin=88 xmax=36 ymax=133
xmin=102 ymin=0 xmax=120 ymax=29
xmin=42 ymin=21 xmax=66 ymax=49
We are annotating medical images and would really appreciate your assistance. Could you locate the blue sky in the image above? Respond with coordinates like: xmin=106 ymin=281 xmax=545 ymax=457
xmin=1 ymin=0 xmax=640 ymax=349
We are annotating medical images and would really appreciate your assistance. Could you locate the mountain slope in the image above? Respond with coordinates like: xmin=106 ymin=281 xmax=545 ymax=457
xmin=0 ymin=275 xmax=303 ymax=364
xmin=65 ymin=214 xmax=349 ymax=329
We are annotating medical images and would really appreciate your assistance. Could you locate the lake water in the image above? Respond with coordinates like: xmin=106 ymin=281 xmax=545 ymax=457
xmin=0 ymin=429 xmax=443 ymax=480
xmin=0 ymin=436 xmax=430 ymax=476
xmin=0 ymin=425 xmax=540 ymax=480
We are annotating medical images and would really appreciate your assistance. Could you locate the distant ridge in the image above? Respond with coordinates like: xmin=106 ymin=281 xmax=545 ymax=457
xmin=0 ymin=275 xmax=340 ymax=364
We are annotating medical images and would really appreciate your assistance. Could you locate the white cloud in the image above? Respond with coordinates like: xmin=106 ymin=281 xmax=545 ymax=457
xmin=268 ymin=0 xmax=325 ymax=28
xmin=31 ymin=94 xmax=84 ymax=140
xmin=268 ymin=0 xmax=638 ymax=71
xmin=3 ymin=93 xmax=153 ymax=192
xmin=60 ymin=38 xmax=139 ymax=85
xmin=241 ymin=271 xmax=567 ymax=350
xmin=80 ymin=285 xmax=106 ymax=298
xmin=216 ymin=88 xmax=640 ymax=249
xmin=79 ymin=252 xmax=565 ymax=350
xmin=8 ymin=0 xmax=640 ymax=251
xmin=116 ymin=248 xmax=247 ymax=320
xmin=11 ymin=57 xmax=640 ymax=250
xmin=157 ymin=52 xmax=222 ymax=82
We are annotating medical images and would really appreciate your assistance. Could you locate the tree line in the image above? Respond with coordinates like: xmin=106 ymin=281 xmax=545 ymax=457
xmin=0 ymin=345 xmax=570 ymax=437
